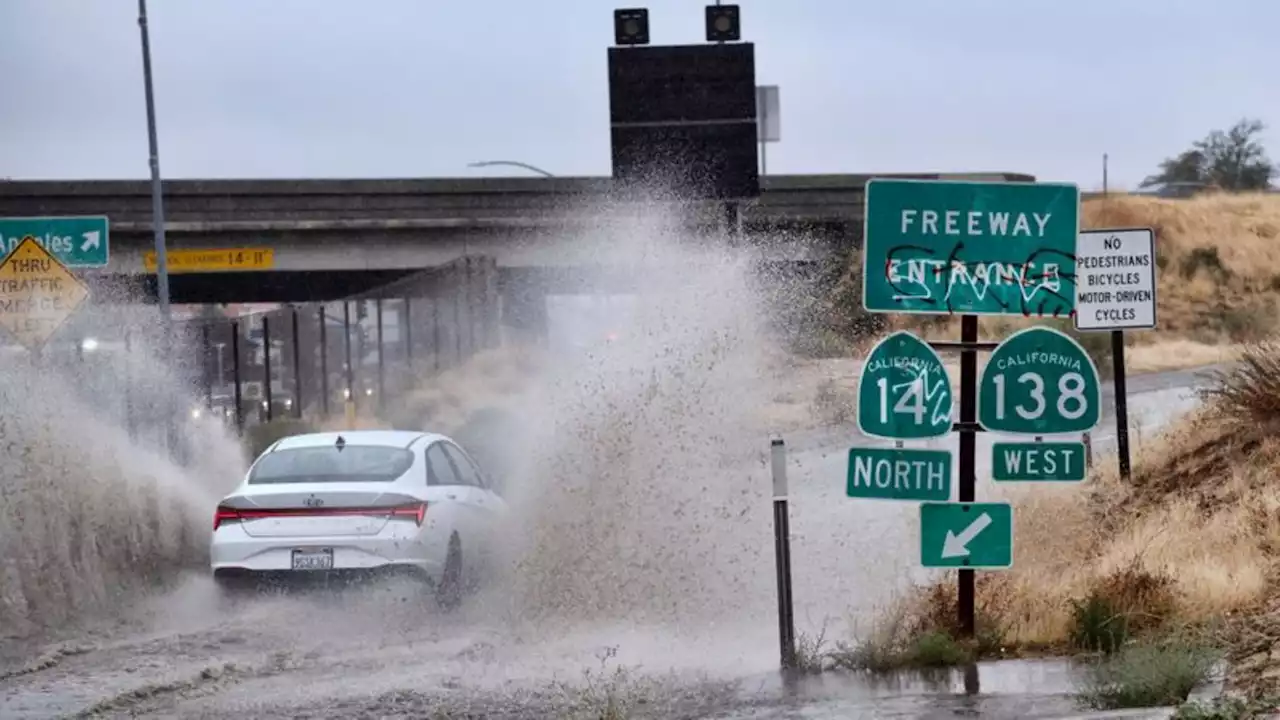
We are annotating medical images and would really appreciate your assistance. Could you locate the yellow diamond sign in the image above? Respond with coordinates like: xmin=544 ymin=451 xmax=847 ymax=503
xmin=0 ymin=235 xmax=91 ymax=350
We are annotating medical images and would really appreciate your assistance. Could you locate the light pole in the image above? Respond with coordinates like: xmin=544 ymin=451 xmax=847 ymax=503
xmin=467 ymin=160 xmax=555 ymax=177
xmin=137 ymin=0 xmax=172 ymax=328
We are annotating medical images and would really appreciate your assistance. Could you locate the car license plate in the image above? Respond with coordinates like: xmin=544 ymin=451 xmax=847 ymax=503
xmin=291 ymin=549 xmax=334 ymax=570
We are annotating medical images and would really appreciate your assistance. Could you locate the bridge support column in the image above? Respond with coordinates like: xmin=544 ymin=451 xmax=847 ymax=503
xmin=498 ymin=268 xmax=548 ymax=345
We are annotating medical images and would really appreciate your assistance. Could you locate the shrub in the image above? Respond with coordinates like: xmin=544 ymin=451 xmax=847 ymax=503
xmin=1076 ymin=641 xmax=1217 ymax=710
xmin=1203 ymin=340 xmax=1280 ymax=433
xmin=907 ymin=631 xmax=971 ymax=667
xmin=1070 ymin=593 xmax=1129 ymax=654
xmin=1181 ymin=246 xmax=1229 ymax=280
xmin=1070 ymin=562 xmax=1179 ymax=654
xmin=1173 ymin=696 xmax=1280 ymax=720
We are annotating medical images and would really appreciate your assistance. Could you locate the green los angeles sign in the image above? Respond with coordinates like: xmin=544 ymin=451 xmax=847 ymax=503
xmin=857 ymin=331 xmax=953 ymax=440
xmin=862 ymin=179 xmax=1080 ymax=316
xmin=0 ymin=216 xmax=110 ymax=269
xmin=979 ymin=326 xmax=1101 ymax=435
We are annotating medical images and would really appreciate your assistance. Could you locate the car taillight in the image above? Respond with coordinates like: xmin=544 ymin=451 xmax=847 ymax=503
xmin=213 ymin=502 xmax=427 ymax=529
xmin=213 ymin=506 xmax=239 ymax=531
xmin=388 ymin=502 xmax=427 ymax=527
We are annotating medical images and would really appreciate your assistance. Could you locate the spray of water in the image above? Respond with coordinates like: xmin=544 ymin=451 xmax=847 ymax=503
xmin=0 ymin=300 xmax=246 ymax=644
xmin=432 ymin=200 xmax=793 ymax=660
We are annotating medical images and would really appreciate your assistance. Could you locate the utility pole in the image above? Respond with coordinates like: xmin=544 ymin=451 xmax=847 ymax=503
xmin=138 ymin=0 xmax=172 ymax=328
xmin=138 ymin=0 xmax=180 ymax=459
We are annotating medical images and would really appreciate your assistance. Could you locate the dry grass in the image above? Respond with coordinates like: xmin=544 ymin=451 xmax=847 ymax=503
xmin=877 ymin=339 xmax=1280 ymax=657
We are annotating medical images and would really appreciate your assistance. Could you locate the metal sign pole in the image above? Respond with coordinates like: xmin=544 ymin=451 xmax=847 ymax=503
xmin=1112 ymin=330 xmax=1132 ymax=480
xmin=770 ymin=439 xmax=796 ymax=670
xmin=957 ymin=315 xmax=978 ymax=638
xmin=137 ymin=0 xmax=171 ymax=326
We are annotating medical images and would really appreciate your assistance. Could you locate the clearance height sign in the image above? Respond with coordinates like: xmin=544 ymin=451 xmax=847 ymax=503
xmin=1074 ymin=228 xmax=1157 ymax=332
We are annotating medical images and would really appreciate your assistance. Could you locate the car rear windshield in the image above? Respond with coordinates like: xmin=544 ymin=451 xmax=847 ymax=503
xmin=249 ymin=446 xmax=414 ymax=484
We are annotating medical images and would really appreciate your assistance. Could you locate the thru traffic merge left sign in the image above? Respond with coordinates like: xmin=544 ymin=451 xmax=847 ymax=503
xmin=0 ymin=216 xmax=109 ymax=269
xmin=0 ymin=235 xmax=91 ymax=350
xmin=920 ymin=501 xmax=1013 ymax=569
xmin=857 ymin=331 xmax=953 ymax=439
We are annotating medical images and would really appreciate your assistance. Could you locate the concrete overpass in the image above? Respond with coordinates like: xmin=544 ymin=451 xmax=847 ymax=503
xmin=0 ymin=172 xmax=1037 ymax=304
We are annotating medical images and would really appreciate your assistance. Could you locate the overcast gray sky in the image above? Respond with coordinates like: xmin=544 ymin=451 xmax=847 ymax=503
xmin=3 ymin=0 xmax=1276 ymax=189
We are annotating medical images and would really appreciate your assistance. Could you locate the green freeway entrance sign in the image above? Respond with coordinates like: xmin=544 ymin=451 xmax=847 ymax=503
xmin=920 ymin=502 xmax=1013 ymax=569
xmin=862 ymin=179 xmax=1080 ymax=316
xmin=857 ymin=331 xmax=953 ymax=439
xmin=992 ymin=442 xmax=1087 ymax=482
xmin=979 ymin=326 xmax=1101 ymax=435
xmin=0 ymin=216 xmax=109 ymax=269
xmin=846 ymin=447 xmax=951 ymax=501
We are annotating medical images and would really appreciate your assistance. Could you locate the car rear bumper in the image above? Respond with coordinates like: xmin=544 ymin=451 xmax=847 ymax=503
xmin=210 ymin=521 xmax=449 ymax=582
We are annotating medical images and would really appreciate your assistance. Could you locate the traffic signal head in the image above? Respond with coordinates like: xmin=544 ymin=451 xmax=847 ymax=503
xmin=613 ymin=8 xmax=650 ymax=46
xmin=705 ymin=4 xmax=741 ymax=42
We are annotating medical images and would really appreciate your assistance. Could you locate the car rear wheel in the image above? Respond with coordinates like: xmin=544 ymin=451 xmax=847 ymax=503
xmin=213 ymin=572 xmax=253 ymax=608
xmin=435 ymin=534 xmax=463 ymax=612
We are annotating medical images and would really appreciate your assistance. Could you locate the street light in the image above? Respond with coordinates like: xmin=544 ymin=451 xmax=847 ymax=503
xmin=467 ymin=160 xmax=555 ymax=177
xmin=136 ymin=0 xmax=171 ymax=327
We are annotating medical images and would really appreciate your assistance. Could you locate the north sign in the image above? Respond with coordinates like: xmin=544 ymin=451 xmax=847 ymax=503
xmin=846 ymin=447 xmax=952 ymax=502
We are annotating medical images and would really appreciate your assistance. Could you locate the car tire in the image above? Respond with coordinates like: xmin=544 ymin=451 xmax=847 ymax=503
xmin=435 ymin=534 xmax=464 ymax=612
xmin=213 ymin=573 xmax=251 ymax=609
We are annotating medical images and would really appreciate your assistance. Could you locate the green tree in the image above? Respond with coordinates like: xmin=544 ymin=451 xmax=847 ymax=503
xmin=1141 ymin=118 xmax=1277 ymax=191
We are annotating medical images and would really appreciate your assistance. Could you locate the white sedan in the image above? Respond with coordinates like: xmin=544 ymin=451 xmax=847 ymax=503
xmin=210 ymin=429 xmax=507 ymax=608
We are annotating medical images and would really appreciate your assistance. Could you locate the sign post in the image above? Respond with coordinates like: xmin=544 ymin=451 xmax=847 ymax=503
xmin=861 ymin=177 xmax=1082 ymax=638
xmin=1073 ymin=228 xmax=1157 ymax=481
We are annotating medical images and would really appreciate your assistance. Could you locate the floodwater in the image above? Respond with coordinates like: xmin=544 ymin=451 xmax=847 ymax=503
xmin=0 ymin=367 xmax=1214 ymax=719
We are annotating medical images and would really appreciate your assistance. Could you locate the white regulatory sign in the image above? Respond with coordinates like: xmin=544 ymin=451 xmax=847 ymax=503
xmin=1073 ymin=228 xmax=1157 ymax=332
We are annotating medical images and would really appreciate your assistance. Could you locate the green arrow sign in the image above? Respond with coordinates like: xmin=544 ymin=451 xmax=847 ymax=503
xmin=846 ymin=447 xmax=952 ymax=501
xmin=0 ymin=216 xmax=109 ymax=269
xmin=861 ymin=179 xmax=1080 ymax=316
xmin=857 ymin=331 xmax=953 ymax=439
xmin=979 ymin=326 xmax=1101 ymax=435
xmin=920 ymin=502 xmax=1013 ymax=569
xmin=992 ymin=442 xmax=1087 ymax=482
